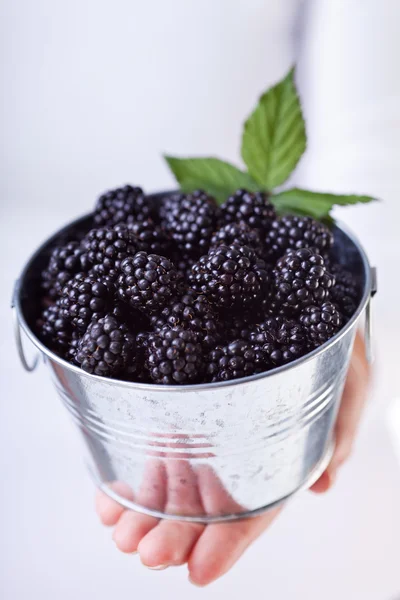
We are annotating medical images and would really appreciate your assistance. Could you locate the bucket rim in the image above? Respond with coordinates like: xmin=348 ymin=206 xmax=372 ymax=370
xmin=14 ymin=212 xmax=372 ymax=392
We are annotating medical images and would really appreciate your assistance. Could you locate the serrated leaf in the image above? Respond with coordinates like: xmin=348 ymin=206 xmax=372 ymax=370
xmin=272 ymin=188 xmax=376 ymax=219
xmin=241 ymin=68 xmax=306 ymax=190
xmin=164 ymin=156 xmax=260 ymax=204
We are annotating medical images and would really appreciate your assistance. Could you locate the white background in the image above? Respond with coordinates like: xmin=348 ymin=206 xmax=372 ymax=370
xmin=1 ymin=0 xmax=400 ymax=598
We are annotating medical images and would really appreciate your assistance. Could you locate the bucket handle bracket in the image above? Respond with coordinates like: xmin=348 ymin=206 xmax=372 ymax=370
xmin=12 ymin=280 xmax=40 ymax=373
xmin=365 ymin=266 xmax=377 ymax=363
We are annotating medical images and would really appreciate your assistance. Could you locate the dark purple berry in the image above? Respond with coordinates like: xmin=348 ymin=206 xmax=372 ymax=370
xmin=145 ymin=327 xmax=204 ymax=384
xmin=42 ymin=242 xmax=85 ymax=299
xmin=265 ymin=215 xmax=333 ymax=261
xmin=210 ymin=222 xmax=264 ymax=256
xmin=161 ymin=190 xmax=220 ymax=259
xmin=94 ymin=185 xmax=151 ymax=227
xmin=300 ymin=302 xmax=343 ymax=348
xmin=206 ymin=340 xmax=263 ymax=382
xmin=189 ymin=243 xmax=270 ymax=309
xmin=76 ymin=314 xmax=136 ymax=377
xmin=150 ymin=289 xmax=221 ymax=349
xmin=219 ymin=189 xmax=276 ymax=235
xmin=81 ymin=226 xmax=139 ymax=281
xmin=250 ymin=315 xmax=307 ymax=367
xmin=117 ymin=252 xmax=179 ymax=313
xmin=272 ymin=248 xmax=335 ymax=315
xmin=60 ymin=274 xmax=114 ymax=331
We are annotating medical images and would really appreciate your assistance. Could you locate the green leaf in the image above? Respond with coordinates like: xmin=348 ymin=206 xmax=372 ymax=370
xmin=164 ymin=156 xmax=260 ymax=204
xmin=272 ymin=188 xmax=376 ymax=219
xmin=241 ymin=68 xmax=306 ymax=190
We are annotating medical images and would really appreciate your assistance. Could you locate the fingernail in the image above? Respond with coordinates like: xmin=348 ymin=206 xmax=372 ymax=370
xmin=189 ymin=576 xmax=206 ymax=587
xmin=147 ymin=564 xmax=168 ymax=571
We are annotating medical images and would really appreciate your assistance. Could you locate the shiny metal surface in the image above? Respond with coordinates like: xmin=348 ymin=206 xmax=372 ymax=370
xmin=13 ymin=205 xmax=375 ymax=522
xmin=365 ymin=267 xmax=378 ymax=363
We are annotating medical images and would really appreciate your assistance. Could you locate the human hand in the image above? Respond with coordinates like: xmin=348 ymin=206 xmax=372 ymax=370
xmin=96 ymin=464 xmax=281 ymax=586
xmin=95 ymin=331 xmax=370 ymax=586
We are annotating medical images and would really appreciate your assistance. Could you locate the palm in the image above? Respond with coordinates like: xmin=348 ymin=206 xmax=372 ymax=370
xmin=96 ymin=333 xmax=369 ymax=586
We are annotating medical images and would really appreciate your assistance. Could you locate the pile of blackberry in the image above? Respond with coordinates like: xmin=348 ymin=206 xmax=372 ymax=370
xmin=37 ymin=185 xmax=360 ymax=384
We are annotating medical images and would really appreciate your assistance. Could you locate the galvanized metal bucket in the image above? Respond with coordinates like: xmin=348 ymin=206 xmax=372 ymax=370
xmin=12 ymin=205 xmax=377 ymax=522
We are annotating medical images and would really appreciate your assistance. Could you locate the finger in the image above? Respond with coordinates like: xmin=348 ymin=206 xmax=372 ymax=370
xmin=138 ymin=460 xmax=205 ymax=568
xmin=309 ymin=470 xmax=335 ymax=494
xmin=187 ymin=464 xmax=281 ymax=586
xmin=113 ymin=460 xmax=167 ymax=554
xmin=188 ymin=508 xmax=281 ymax=587
xmin=113 ymin=510 xmax=159 ymax=554
xmin=95 ymin=481 xmax=133 ymax=526
xmin=138 ymin=520 xmax=204 ymax=568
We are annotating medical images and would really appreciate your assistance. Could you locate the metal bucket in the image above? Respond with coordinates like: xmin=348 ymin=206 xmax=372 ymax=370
xmin=12 ymin=204 xmax=377 ymax=522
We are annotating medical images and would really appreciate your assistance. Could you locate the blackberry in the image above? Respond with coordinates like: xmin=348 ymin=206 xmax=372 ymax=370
xmin=206 ymin=340 xmax=262 ymax=382
xmin=221 ymin=281 xmax=276 ymax=336
xmin=60 ymin=274 xmax=114 ymax=331
xmin=76 ymin=314 xmax=136 ymax=377
xmin=219 ymin=189 xmax=276 ymax=234
xmin=272 ymin=248 xmax=335 ymax=315
xmin=159 ymin=193 xmax=178 ymax=221
xmin=81 ymin=226 xmax=139 ymax=281
xmin=65 ymin=331 xmax=81 ymax=364
xmin=94 ymin=185 xmax=150 ymax=227
xmin=117 ymin=252 xmax=179 ymax=313
xmin=150 ymin=289 xmax=221 ymax=349
xmin=188 ymin=243 xmax=270 ymax=309
xmin=39 ymin=300 xmax=73 ymax=354
xmin=300 ymin=302 xmax=343 ymax=348
xmin=127 ymin=219 xmax=172 ymax=256
xmin=250 ymin=315 xmax=307 ymax=367
xmin=146 ymin=327 xmax=204 ymax=384
xmin=221 ymin=311 xmax=254 ymax=343
xmin=42 ymin=242 xmax=85 ymax=299
xmin=329 ymin=263 xmax=360 ymax=318
xmin=210 ymin=222 xmax=264 ymax=256
xmin=117 ymin=331 xmax=154 ymax=382
xmin=265 ymin=215 xmax=333 ymax=261
xmin=161 ymin=190 xmax=220 ymax=259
